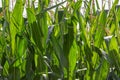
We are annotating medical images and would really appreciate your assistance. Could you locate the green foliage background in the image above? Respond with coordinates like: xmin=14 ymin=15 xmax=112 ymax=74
xmin=0 ymin=0 xmax=120 ymax=80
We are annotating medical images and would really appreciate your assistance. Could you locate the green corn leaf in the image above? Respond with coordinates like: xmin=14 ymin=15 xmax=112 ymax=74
xmin=109 ymin=36 xmax=120 ymax=71
xmin=94 ymin=10 xmax=107 ymax=47
xmin=51 ymin=34 xmax=68 ymax=70
xmin=10 ymin=0 xmax=23 ymax=55
xmin=2 ymin=61 xmax=9 ymax=77
xmin=36 ymin=13 xmax=48 ymax=53
xmin=94 ymin=59 xmax=109 ymax=80
xmin=68 ymin=40 xmax=77 ymax=80
xmin=110 ymin=22 xmax=116 ymax=34
xmin=27 ymin=7 xmax=44 ymax=53
xmin=15 ymin=33 xmax=27 ymax=57
xmin=63 ymin=15 xmax=78 ymax=79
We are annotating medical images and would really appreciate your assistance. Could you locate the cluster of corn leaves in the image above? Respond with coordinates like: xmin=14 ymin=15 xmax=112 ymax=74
xmin=0 ymin=0 xmax=120 ymax=80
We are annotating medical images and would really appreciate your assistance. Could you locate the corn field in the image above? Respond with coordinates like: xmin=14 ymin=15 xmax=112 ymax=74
xmin=0 ymin=0 xmax=120 ymax=80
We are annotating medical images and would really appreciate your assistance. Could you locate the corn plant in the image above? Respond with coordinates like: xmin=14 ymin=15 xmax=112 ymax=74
xmin=0 ymin=0 xmax=120 ymax=80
